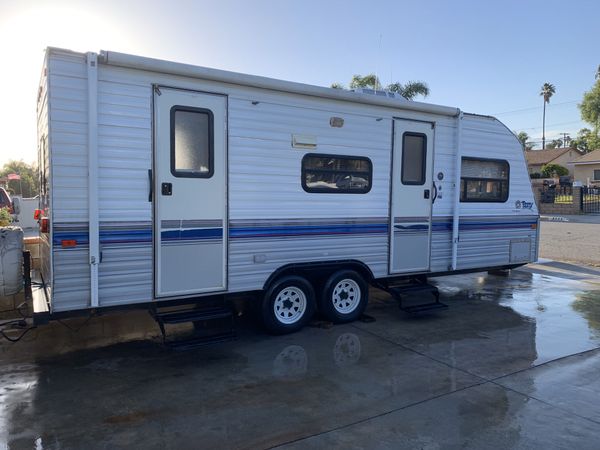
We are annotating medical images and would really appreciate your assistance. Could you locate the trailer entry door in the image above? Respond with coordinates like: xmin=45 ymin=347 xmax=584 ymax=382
xmin=389 ymin=119 xmax=434 ymax=274
xmin=154 ymin=87 xmax=227 ymax=298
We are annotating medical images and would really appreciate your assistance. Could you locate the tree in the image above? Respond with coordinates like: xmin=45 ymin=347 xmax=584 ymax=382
xmin=0 ymin=160 xmax=38 ymax=198
xmin=515 ymin=131 xmax=533 ymax=149
xmin=349 ymin=74 xmax=382 ymax=90
xmin=337 ymin=73 xmax=430 ymax=100
xmin=541 ymin=163 xmax=568 ymax=177
xmin=540 ymin=82 xmax=556 ymax=149
xmin=579 ymin=79 xmax=600 ymax=135
xmin=596 ymin=64 xmax=600 ymax=81
xmin=570 ymin=128 xmax=600 ymax=153
xmin=546 ymin=139 xmax=563 ymax=149
xmin=387 ymin=81 xmax=430 ymax=100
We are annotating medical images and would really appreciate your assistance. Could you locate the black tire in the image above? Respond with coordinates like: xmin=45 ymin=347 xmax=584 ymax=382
xmin=262 ymin=275 xmax=316 ymax=335
xmin=319 ymin=270 xmax=368 ymax=323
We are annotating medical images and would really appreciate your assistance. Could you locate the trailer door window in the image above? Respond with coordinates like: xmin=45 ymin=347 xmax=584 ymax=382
xmin=401 ymin=133 xmax=426 ymax=185
xmin=460 ymin=157 xmax=509 ymax=202
xmin=302 ymin=154 xmax=372 ymax=193
xmin=171 ymin=106 xmax=213 ymax=178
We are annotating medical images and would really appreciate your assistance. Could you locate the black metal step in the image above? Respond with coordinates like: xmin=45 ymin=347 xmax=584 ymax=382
xmin=166 ymin=331 xmax=237 ymax=351
xmin=388 ymin=284 xmax=440 ymax=302
xmin=385 ymin=282 xmax=447 ymax=314
xmin=155 ymin=306 xmax=232 ymax=325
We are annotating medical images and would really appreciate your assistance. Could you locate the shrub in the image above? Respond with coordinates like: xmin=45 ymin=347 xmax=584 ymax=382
xmin=0 ymin=207 xmax=12 ymax=227
xmin=529 ymin=172 xmax=542 ymax=179
xmin=541 ymin=163 xmax=569 ymax=178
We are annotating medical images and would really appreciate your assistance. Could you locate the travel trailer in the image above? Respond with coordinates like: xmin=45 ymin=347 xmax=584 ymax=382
xmin=33 ymin=47 xmax=539 ymax=339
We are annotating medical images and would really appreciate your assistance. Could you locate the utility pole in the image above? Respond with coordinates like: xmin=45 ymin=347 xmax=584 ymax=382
xmin=560 ymin=132 xmax=570 ymax=148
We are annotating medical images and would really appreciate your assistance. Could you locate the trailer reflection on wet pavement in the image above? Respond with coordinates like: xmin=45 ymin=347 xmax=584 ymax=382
xmin=1 ymin=262 xmax=600 ymax=449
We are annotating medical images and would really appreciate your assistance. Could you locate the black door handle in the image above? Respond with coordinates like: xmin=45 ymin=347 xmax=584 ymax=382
xmin=161 ymin=182 xmax=172 ymax=196
xmin=148 ymin=169 xmax=153 ymax=202
xmin=424 ymin=189 xmax=430 ymax=199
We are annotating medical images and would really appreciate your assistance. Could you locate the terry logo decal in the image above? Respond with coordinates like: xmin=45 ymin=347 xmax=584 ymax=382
xmin=515 ymin=200 xmax=533 ymax=210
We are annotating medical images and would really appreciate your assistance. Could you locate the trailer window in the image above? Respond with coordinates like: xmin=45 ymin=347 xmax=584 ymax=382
xmin=460 ymin=157 xmax=509 ymax=202
xmin=302 ymin=154 xmax=372 ymax=193
xmin=401 ymin=132 xmax=426 ymax=185
xmin=170 ymin=106 xmax=213 ymax=178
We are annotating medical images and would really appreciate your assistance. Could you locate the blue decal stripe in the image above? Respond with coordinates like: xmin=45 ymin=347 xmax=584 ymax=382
xmin=51 ymin=218 xmax=537 ymax=247
xmin=229 ymin=223 xmax=388 ymax=239
xmin=161 ymin=228 xmax=223 ymax=241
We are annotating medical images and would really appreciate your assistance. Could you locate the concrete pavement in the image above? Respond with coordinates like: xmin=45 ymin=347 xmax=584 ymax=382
xmin=1 ymin=263 xmax=600 ymax=449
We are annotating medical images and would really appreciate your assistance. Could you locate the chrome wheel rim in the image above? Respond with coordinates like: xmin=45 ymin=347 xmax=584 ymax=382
xmin=332 ymin=279 xmax=361 ymax=314
xmin=274 ymin=287 xmax=307 ymax=324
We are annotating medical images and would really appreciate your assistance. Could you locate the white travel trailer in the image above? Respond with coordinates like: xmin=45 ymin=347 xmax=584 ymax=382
xmin=33 ymin=47 xmax=539 ymax=337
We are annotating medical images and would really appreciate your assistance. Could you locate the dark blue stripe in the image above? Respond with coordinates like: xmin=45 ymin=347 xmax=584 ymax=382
xmin=51 ymin=219 xmax=537 ymax=247
xmin=229 ymin=223 xmax=388 ymax=239
xmin=161 ymin=228 xmax=223 ymax=241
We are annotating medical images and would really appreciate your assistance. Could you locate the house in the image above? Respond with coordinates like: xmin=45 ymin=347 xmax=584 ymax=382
xmin=572 ymin=149 xmax=600 ymax=185
xmin=524 ymin=148 xmax=582 ymax=176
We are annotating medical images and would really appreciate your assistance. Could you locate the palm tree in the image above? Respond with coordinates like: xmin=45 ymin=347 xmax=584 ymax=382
xmin=540 ymin=82 xmax=556 ymax=149
xmin=349 ymin=74 xmax=382 ymax=90
xmin=336 ymin=74 xmax=430 ymax=100
xmin=387 ymin=81 xmax=430 ymax=100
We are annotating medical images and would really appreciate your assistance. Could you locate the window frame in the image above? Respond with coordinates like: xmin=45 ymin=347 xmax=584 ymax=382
xmin=460 ymin=156 xmax=510 ymax=203
xmin=593 ymin=169 xmax=600 ymax=181
xmin=170 ymin=105 xmax=214 ymax=179
xmin=401 ymin=132 xmax=427 ymax=186
xmin=301 ymin=153 xmax=373 ymax=194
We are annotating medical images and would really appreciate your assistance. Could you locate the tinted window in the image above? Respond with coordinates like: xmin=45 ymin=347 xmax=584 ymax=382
xmin=460 ymin=158 xmax=509 ymax=202
xmin=171 ymin=106 xmax=213 ymax=178
xmin=302 ymin=154 xmax=372 ymax=193
xmin=401 ymin=133 xmax=426 ymax=185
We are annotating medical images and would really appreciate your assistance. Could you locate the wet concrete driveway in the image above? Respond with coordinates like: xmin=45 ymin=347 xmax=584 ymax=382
xmin=2 ymin=260 xmax=600 ymax=449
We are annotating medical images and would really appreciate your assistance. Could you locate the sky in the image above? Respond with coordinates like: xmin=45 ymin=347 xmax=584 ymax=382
xmin=0 ymin=0 xmax=598 ymax=166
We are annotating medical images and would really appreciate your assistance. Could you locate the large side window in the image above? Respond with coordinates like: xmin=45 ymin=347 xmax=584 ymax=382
xmin=401 ymin=132 xmax=426 ymax=185
xmin=302 ymin=154 xmax=372 ymax=194
xmin=594 ymin=169 xmax=600 ymax=181
xmin=170 ymin=106 xmax=213 ymax=178
xmin=460 ymin=157 xmax=509 ymax=202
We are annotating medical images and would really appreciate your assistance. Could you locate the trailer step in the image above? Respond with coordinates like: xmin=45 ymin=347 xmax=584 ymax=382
xmin=166 ymin=331 xmax=237 ymax=351
xmin=386 ymin=282 xmax=448 ymax=314
xmin=154 ymin=306 xmax=232 ymax=325
xmin=150 ymin=304 xmax=237 ymax=350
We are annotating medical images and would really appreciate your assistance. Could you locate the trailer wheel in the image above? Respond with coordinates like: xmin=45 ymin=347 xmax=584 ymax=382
xmin=262 ymin=275 xmax=315 ymax=334
xmin=319 ymin=270 xmax=368 ymax=323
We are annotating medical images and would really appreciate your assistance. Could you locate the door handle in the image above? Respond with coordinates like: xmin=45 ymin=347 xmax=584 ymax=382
xmin=148 ymin=169 xmax=153 ymax=202
xmin=424 ymin=189 xmax=430 ymax=199
xmin=161 ymin=182 xmax=172 ymax=196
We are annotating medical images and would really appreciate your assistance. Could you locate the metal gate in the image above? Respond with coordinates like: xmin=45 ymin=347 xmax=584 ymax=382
xmin=581 ymin=186 xmax=600 ymax=213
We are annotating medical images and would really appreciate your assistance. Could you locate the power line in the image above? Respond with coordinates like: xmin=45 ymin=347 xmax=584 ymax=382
xmin=493 ymin=100 xmax=578 ymax=116
xmin=517 ymin=120 xmax=585 ymax=131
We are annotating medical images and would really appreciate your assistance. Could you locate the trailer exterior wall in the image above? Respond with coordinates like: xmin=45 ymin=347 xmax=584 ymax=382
xmin=37 ymin=53 xmax=52 ymax=291
xmin=43 ymin=48 xmax=538 ymax=313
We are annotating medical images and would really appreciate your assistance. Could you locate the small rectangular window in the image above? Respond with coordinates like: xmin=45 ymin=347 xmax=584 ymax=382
xmin=170 ymin=106 xmax=214 ymax=178
xmin=460 ymin=157 xmax=509 ymax=202
xmin=302 ymin=154 xmax=372 ymax=194
xmin=401 ymin=132 xmax=426 ymax=185
xmin=594 ymin=169 xmax=600 ymax=181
